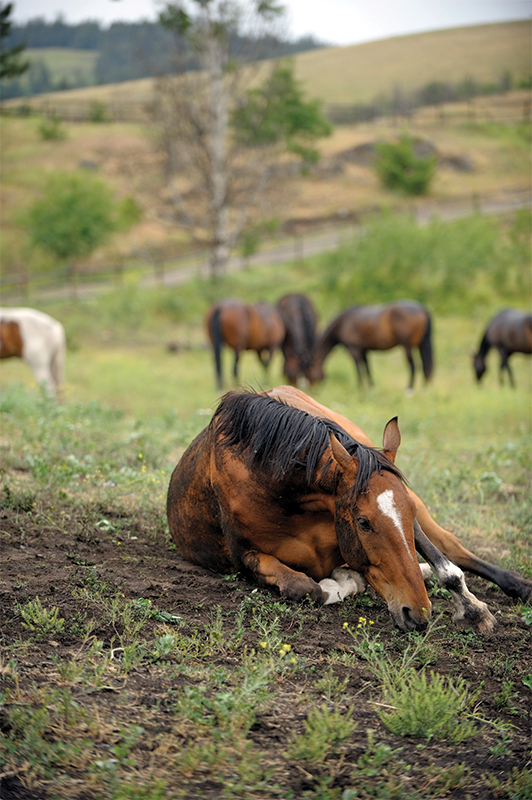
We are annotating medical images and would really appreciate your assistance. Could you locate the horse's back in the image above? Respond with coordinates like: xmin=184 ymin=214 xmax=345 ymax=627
xmin=489 ymin=309 xmax=532 ymax=353
xmin=388 ymin=300 xmax=429 ymax=346
xmin=277 ymin=293 xmax=318 ymax=348
xmin=249 ymin=302 xmax=285 ymax=350
xmin=0 ymin=307 xmax=66 ymax=389
xmin=206 ymin=299 xmax=252 ymax=350
xmin=167 ymin=426 xmax=232 ymax=572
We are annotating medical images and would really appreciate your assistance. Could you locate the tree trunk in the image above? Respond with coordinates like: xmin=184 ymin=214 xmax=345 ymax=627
xmin=206 ymin=33 xmax=230 ymax=279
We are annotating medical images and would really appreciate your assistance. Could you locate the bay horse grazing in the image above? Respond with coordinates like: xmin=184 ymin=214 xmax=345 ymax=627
xmin=206 ymin=299 xmax=285 ymax=389
xmin=473 ymin=309 xmax=532 ymax=387
xmin=167 ymin=387 xmax=518 ymax=633
xmin=0 ymin=307 xmax=66 ymax=399
xmin=305 ymin=300 xmax=433 ymax=391
xmin=276 ymin=293 xmax=318 ymax=385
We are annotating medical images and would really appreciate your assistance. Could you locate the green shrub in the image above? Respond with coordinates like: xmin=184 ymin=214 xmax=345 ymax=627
xmin=317 ymin=209 xmax=531 ymax=313
xmin=374 ymin=135 xmax=436 ymax=195
xmin=38 ymin=114 xmax=66 ymax=141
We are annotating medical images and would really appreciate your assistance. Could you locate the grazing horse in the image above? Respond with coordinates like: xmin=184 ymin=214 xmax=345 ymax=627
xmin=0 ymin=307 xmax=66 ymax=399
xmin=206 ymin=299 xmax=285 ymax=389
xmin=473 ymin=309 xmax=532 ymax=387
xmin=276 ymin=293 xmax=318 ymax=385
xmin=305 ymin=300 xmax=433 ymax=391
xmin=167 ymin=387 xmax=518 ymax=633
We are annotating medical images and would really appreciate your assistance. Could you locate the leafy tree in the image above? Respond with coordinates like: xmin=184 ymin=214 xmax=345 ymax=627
xmin=0 ymin=2 xmax=29 ymax=79
xmin=24 ymin=172 xmax=131 ymax=294
xmin=374 ymin=135 xmax=436 ymax=196
xmin=154 ymin=0 xmax=331 ymax=278
xmin=232 ymin=61 xmax=331 ymax=163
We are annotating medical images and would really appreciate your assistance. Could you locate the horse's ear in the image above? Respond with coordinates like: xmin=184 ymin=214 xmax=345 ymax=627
xmin=382 ymin=417 xmax=401 ymax=463
xmin=329 ymin=433 xmax=353 ymax=471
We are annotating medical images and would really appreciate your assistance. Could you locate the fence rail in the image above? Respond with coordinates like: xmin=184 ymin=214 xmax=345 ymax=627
xmin=2 ymin=90 xmax=531 ymax=126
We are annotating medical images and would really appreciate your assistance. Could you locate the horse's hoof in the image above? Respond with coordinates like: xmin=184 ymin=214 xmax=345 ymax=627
xmin=452 ymin=602 xmax=496 ymax=634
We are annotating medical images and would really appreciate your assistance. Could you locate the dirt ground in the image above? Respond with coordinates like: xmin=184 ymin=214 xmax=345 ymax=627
xmin=1 ymin=500 xmax=531 ymax=799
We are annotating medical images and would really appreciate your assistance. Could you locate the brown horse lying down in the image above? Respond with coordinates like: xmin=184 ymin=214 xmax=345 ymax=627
xmin=167 ymin=387 xmax=530 ymax=632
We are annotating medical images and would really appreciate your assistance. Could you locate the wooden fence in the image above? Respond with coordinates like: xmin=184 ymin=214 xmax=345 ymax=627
xmin=2 ymin=90 xmax=531 ymax=127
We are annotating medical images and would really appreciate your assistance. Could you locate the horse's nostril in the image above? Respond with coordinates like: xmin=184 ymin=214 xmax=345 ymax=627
xmin=402 ymin=606 xmax=428 ymax=631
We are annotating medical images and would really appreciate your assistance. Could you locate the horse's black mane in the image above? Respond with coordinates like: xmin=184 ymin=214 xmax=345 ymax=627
xmin=213 ymin=390 xmax=403 ymax=497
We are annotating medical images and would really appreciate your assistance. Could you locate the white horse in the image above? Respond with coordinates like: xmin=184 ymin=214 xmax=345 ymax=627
xmin=0 ymin=307 xmax=66 ymax=399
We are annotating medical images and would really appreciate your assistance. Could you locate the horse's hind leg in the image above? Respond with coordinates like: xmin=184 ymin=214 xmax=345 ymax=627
xmin=349 ymin=347 xmax=371 ymax=388
xmin=404 ymin=345 xmax=415 ymax=391
xmin=240 ymin=550 xmax=326 ymax=604
xmin=233 ymin=350 xmax=240 ymax=382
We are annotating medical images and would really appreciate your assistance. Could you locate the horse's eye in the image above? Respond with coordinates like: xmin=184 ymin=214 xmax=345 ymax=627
xmin=357 ymin=517 xmax=372 ymax=532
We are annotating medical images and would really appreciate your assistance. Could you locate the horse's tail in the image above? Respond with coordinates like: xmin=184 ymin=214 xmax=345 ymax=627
xmin=420 ymin=310 xmax=434 ymax=381
xmin=209 ymin=307 xmax=224 ymax=389
xmin=50 ymin=323 xmax=67 ymax=400
xmin=301 ymin=299 xmax=317 ymax=355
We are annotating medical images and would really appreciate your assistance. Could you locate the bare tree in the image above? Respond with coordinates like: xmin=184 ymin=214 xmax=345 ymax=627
xmin=153 ymin=0 xmax=330 ymax=278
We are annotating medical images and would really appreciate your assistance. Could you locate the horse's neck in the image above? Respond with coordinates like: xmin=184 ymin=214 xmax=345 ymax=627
xmin=476 ymin=331 xmax=492 ymax=359
xmin=315 ymin=323 xmax=340 ymax=362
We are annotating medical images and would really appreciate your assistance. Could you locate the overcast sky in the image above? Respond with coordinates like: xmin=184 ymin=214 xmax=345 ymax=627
xmin=11 ymin=0 xmax=532 ymax=47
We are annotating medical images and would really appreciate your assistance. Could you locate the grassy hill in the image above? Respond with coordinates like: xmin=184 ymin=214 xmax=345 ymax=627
xmin=2 ymin=21 xmax=530 ymax=112
xmin=294 ymin=21 xmax=532 ymax=105
xmin=25 ymin=47 xmax=98 ymax=86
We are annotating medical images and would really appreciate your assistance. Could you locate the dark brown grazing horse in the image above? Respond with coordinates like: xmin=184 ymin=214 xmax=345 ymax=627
xmin=473 ymin=309 xmax=532 ymax=387
xmin=206 ymin=299 xmax=285 ymax=389
xmin=305 ymin=300 xmax=433 ymax=391
xmin=276 ymin=293 xmax=318 ymax=385
xmin=167 ymin=387 xmax=529 ymax=633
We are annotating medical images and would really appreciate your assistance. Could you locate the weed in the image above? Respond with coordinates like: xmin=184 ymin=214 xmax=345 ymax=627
xmin=494 ymin=680 xmax=519 ymax=714
xmin=314 ymin=667 xmax=350 ymax=700
xmin=485 ymin=767 xmax=532 ymax=800
xmin=521 ymin=607 xmax=532 ymax=625
xmin=17 ymin=596 xmax=65 ymax=639
xmin=420 ymin=762 xmax=472 ymax=796
xmin=379 ymin=670 xmax=478 ymax=743
xmin=0 ymin=483 xmax=36 ymax=511
xmin=288 ymin=703 xmax=357 ymax=764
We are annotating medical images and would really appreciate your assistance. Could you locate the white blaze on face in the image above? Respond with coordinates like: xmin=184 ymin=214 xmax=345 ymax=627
xmin=376 ymin=489 xmax=414 ymax=561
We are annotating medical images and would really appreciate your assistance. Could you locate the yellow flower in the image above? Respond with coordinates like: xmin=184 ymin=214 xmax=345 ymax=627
xmin=342 ymin=622 xmax=349 ymax=628
xmin=260 ymin=641 xmax=267 ymax=648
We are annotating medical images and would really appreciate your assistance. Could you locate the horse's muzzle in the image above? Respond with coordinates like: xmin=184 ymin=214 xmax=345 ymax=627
xmin=392 ymin=603 xmax=431 ymax=632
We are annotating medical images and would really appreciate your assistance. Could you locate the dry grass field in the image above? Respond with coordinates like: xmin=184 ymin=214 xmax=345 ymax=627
xmin=3 ymin=21 xmax=530 ymax=111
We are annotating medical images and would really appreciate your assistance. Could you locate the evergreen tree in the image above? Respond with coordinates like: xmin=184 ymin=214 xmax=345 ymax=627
xmin=0 ymin=3 xmax=29 ymax=79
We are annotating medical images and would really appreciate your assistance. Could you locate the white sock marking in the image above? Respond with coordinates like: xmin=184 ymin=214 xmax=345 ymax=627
xmin=376 ymin=489 xmax=414 ymax=560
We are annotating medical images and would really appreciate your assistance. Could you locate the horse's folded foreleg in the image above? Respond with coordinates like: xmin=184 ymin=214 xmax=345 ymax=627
xmin=319 ymin=567 xmax=367 ymax=605
xmin=240 ymin=550 xmax=326 ymax=603
xmin=414 ymin=521 xmax=496 ymax=633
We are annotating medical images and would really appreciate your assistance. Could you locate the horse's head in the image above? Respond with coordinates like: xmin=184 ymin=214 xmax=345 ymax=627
xmin=329 ymin=420 xmax=431 ymax=632
xmin=473 ymin=352 xmax=486 ymax=382
xmin=304 ymin=352 xmax=325 ymax=384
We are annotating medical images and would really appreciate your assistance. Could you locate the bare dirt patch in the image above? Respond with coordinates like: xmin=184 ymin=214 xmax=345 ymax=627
xmin=1 ymin=501 xmax=531 ymax=799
